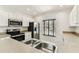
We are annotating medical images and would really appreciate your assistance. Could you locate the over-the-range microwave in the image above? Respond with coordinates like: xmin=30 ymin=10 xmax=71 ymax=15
xmin=8 ymin=19 xmax=22 ymax=27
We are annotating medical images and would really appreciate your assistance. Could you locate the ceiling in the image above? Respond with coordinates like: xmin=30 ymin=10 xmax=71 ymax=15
xmin=0 ymin=5 xmax=74 ymax=17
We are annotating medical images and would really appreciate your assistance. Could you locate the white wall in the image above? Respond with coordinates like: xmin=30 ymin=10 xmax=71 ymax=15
xmin=35 ymin=10 xmax=74 ymax=52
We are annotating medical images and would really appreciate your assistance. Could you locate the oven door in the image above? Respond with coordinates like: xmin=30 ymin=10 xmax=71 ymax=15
xmin=11 ymin=34 xmax=25 ymax=41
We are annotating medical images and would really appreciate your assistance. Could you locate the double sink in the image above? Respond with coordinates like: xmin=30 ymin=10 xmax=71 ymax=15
xmin=24 ymin=39 xmax=56 ymax=53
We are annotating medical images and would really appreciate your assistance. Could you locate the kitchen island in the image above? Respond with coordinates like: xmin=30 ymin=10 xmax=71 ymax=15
xmin=0 ymin=34 xmax=43 ymax=53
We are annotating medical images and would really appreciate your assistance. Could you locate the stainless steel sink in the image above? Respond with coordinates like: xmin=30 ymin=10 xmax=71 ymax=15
xmin=24 ymin=40 xmax=56 ymax=53
xmin=35 ymin=42 xmax=56 ymax=53
xmin=24 ymin=40 xmax=40 ymax=46
xmin=25 ymin=40 xmax=36 ymax=44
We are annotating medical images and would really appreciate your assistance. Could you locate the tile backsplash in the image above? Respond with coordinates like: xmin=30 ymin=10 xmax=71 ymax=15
xmin=0 ymin=27 xmax=28 ymax=33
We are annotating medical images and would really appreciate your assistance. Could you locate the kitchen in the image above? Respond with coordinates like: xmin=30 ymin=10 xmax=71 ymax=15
xmin=0 ymin=5 xmax=79 ymax=53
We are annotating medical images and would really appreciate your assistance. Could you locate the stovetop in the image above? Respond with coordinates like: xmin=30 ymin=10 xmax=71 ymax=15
xmin=6 ymin=29 xmax=24 ymax=36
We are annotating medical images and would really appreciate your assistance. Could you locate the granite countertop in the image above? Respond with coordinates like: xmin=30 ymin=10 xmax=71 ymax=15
xmin=0 ymin=33 xmax=11 ymax=38
xmin=0 ymin=37 xmax=44 ymax=53
xmin=20 ymin=30 xmax=31 ymax=33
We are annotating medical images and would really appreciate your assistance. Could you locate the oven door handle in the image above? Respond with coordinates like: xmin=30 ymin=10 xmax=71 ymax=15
xmin=11 ymin=34 xmax=24 ymax=37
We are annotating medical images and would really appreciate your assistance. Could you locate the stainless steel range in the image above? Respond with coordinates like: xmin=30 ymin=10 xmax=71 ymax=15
xmin=6 ymin=29 xmax=25 ymax=41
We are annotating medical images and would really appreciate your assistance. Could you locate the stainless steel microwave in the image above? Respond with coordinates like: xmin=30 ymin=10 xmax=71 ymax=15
xmin=8 ymin=19 xmax=22 ymax=27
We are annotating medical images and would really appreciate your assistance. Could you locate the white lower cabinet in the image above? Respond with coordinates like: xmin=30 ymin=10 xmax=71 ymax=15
xmin=24 ymin=32 xmax=31 ymax=42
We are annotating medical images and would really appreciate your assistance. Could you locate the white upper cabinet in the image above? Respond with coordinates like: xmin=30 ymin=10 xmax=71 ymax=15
xmin=22 ymin=16 xmax=34 ymax=27
xmin=69 ymin=6 xmax=79 ymax=27
xmin=16 ymin=14 xmax=23 ymax=21
xmin=23 ymin=16 xmax=29 ymax=27
xmin=0 ymin=11 xmax=8 ymax=26
xmin=17 ymin=15 xmax=22 ymax=21
xmin=8 ymin=13 xmax=17 ymax=19
xmin=29 ymin=17 xmax=34 ymax=22
xmin=8 ymin=13 xmax=23 ymax=22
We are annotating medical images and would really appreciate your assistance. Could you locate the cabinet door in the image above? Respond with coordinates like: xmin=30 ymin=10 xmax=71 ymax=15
xmin=28 ymin=18 xmax=34 ymax=22
xmin=0 ymin=11 xmax=8 ymax=26
xmin=8 ymin=13 xmax=14 ymax=19
xmin=8 ymin=13 xmax=17 ymax=19
xmin=69 ymin=6 xmax=77 ymax=26
xmin=23 ymin=17 xmax=29 ymax=26
xmin=25 ymin=32 xmax=31 ymax=41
